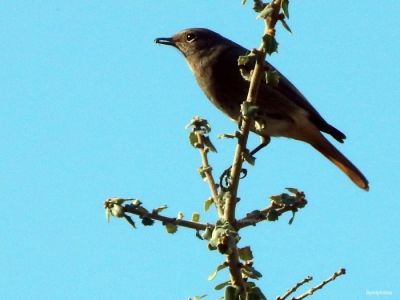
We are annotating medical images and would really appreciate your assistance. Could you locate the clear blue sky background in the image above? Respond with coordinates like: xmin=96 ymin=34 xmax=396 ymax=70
xmin=1 ymin=1 xmax=399 ymax=299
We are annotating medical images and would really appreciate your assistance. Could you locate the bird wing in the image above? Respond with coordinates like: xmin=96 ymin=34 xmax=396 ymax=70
xmin=266 ymin=62 xmax=346 ymax=142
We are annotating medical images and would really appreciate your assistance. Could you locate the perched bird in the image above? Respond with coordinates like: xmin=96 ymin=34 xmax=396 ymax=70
xmin=155 ymin=28 xmax=369 ymax=190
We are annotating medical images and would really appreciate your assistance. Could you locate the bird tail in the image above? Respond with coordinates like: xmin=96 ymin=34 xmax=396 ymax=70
xmin=310 ymin=134 xmax=369 ymax=190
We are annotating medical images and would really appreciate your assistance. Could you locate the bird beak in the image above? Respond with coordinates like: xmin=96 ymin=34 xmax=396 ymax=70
xmin=154 ymin=37 xmax=175 ymax=47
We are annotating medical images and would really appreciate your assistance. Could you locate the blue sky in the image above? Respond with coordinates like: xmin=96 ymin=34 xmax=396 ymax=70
xmin=1 ymin=1 xmax=399 ymax=299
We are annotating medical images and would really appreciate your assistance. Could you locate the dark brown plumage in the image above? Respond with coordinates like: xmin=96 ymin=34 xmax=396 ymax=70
xmin=155 ymin=28 xmax=369 ymax=190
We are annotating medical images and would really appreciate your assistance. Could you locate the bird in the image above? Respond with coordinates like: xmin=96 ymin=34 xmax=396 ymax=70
xmin=155 ymin=28 xmax=369 ymax=190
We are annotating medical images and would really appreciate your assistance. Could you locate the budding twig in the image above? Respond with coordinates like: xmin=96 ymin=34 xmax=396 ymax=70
xmin=195 ymin=129 xmax=224 ymax=217
xmin=276 ymin=276 xmax=313 ymax=300
xmin=236 ymin=196 xmax=307 ymax=229
xmin=123 ymin=204 xmax=208 ymax=231
xmin=292 ymin=268 xmax=346 ymax=300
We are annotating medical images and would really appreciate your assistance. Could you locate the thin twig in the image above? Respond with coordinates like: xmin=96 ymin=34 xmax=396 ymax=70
xmin=236 ymin=197 xmax=307 ymax=229
xmin=196 ymin=131 xmax=224 ymax=217
xmin=276 ymin=276 xmax=313 ymax=300
xmin=124 ymin=204 xmax=208 ymax=231
xmin=292 ymin=268 xmax=346 ymax=300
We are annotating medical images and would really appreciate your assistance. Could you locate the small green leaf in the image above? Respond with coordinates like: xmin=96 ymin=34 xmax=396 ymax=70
xmin=214 ymin=280 xmax=231 ymax=291
xmin=131 ymin=199 xmax=142 ymax=206
xmin=124 ymin=215 xmax=136 ymax=229
xmin=251 ymin=268 xmax=263 ymax=279
xmin=280 ymin=193 xmax=295 ymax=205
xmin=185 ymin=118 xmax=196 ymax=129
xmin=202 ymin=226 xmax=213 ymax=240
xmin=105 ymin=208 xmax=111 ymax=223
xmin=218 ymin=133 xmax=236 ymax=139
xmin=109 ymin=197 xmax=125 ymax=205
xmin=195 ymin=230 xmax=203 ymax=240
xmin=141 ymin=217 xmax=154 ymax=226
xmin=189 ymin=131 xmax=200 ymax=148
xmin=262 ymin=34 xmax=279 ymax=55
xmin=198 ymin=166 xmax=211 ymax=180
xmin=267 ymin=209 xmax=279 ymax=221
xmin=248 ymin=287 xmax=267 ymax=300
xmin=208 ymin=227 xmax=225 ymax=248
xmin=165 ymin=223 xmax=177 ymax=234
xmin=237 ymin=54 xmax=256 ymax=68
xmin=238 ymin=246 xmax=253 ymax=261
xmin=111 ymin=205 xmax=125 ymax=218
xmin=203 ymin=136 xmax=217 ymax=153
xmin=238 ymin=54 xmax=256 ymax=81
xmin=286 ymin=187 xmax=299 ymax=194
xmin=254 ymin=120 xmax=266 ymax=131
xmin=198 ymin=119 xmax=212 ymax=134
xmin=204 ymin=197 xmax=213 ymax=212
xmin=190 ymin=295 xmax=207 ymax=300
xmin=240 ymin=68 xmax=252 ymax=81
xmin=241 ymin=266 xmax=262 ymax=280
xmin=270 ymin=194 xmax=282 ymax=204
xmin=241 ymin=102 xmax=258 ymax=117
xmin=265 ymin=70 xmax=280 ymax=87
xmin=208 ymin=244 xmax=217 ymax=251
xmin=224 ymin=285 xmax=237 ymax=300
xmin=252 ymin=0 xmax=266 ymax=13
xmin=270 ymin=192 xmax=294 ymax=205
xmin=191 ymin=212 xmax=200 ymax=222
xmin=186 ymin=116 xmax=212 ymax=134
xmin=245 ymin=282 xmax=256 ymax=289
xmin=242 ymin=150 xmax=255 ymax=166
xmin=280 ymin=18 xmax=292 ymax=33
xmin=288 ymin=211 xmax=296 ymax=225
xmin=281 ymin=0 xmax=289 ymax=19
xmin=238 ymin=55 xmax=250 ymax=66
xmin=208 ymin=263 xmax=228 ymax=281
xmin=153 ymin=205 xmax=168 ymax=214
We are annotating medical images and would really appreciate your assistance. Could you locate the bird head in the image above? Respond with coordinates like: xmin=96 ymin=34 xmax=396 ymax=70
xmin=155 ymin=28 xmax=231 ymax=59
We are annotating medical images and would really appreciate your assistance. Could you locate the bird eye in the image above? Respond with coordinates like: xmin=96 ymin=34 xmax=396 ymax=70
xmin=186 ymin=33 xmax=196 ymax=42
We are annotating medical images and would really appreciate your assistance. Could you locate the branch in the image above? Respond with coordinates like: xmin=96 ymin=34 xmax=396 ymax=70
xmin=194 ymin=122 xmax=224 ymax=217
xmin=292 ymin=268 xmax=346 ymax=300
xmin=225 ymin=50 xmax=266 ymax=222
xmin=123 ymin=203 xmax=208 ymax=231
xmin=223 ymin=0 xmax=287 ymax=294
xmin=224 ymin=0 xmax=284 ymax=223
xmin=236 ymin=192 xmax=307 ymax=229
xmin=276 ymin=276 xmax=313 ymax=300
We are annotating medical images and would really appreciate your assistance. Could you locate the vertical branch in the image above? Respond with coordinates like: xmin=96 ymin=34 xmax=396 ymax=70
xmin=224 ymin=45 xmax=269 ymax=294
xmin=224 ymin=0 xmax=283 ymax=223
xmin=226 ymin=247 xmax=244 ymax=294
xmin=224 ymin=51 xmax=267 ymax=222
xmin=224 ymin=0 xmax=286 ymax=294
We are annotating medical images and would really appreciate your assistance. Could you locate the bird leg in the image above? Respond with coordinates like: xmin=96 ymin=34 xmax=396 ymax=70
xmin=249 ymin=136 xmax=271 ymax=156
xmin=219 ymin=136 xmax=270 ymax=189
